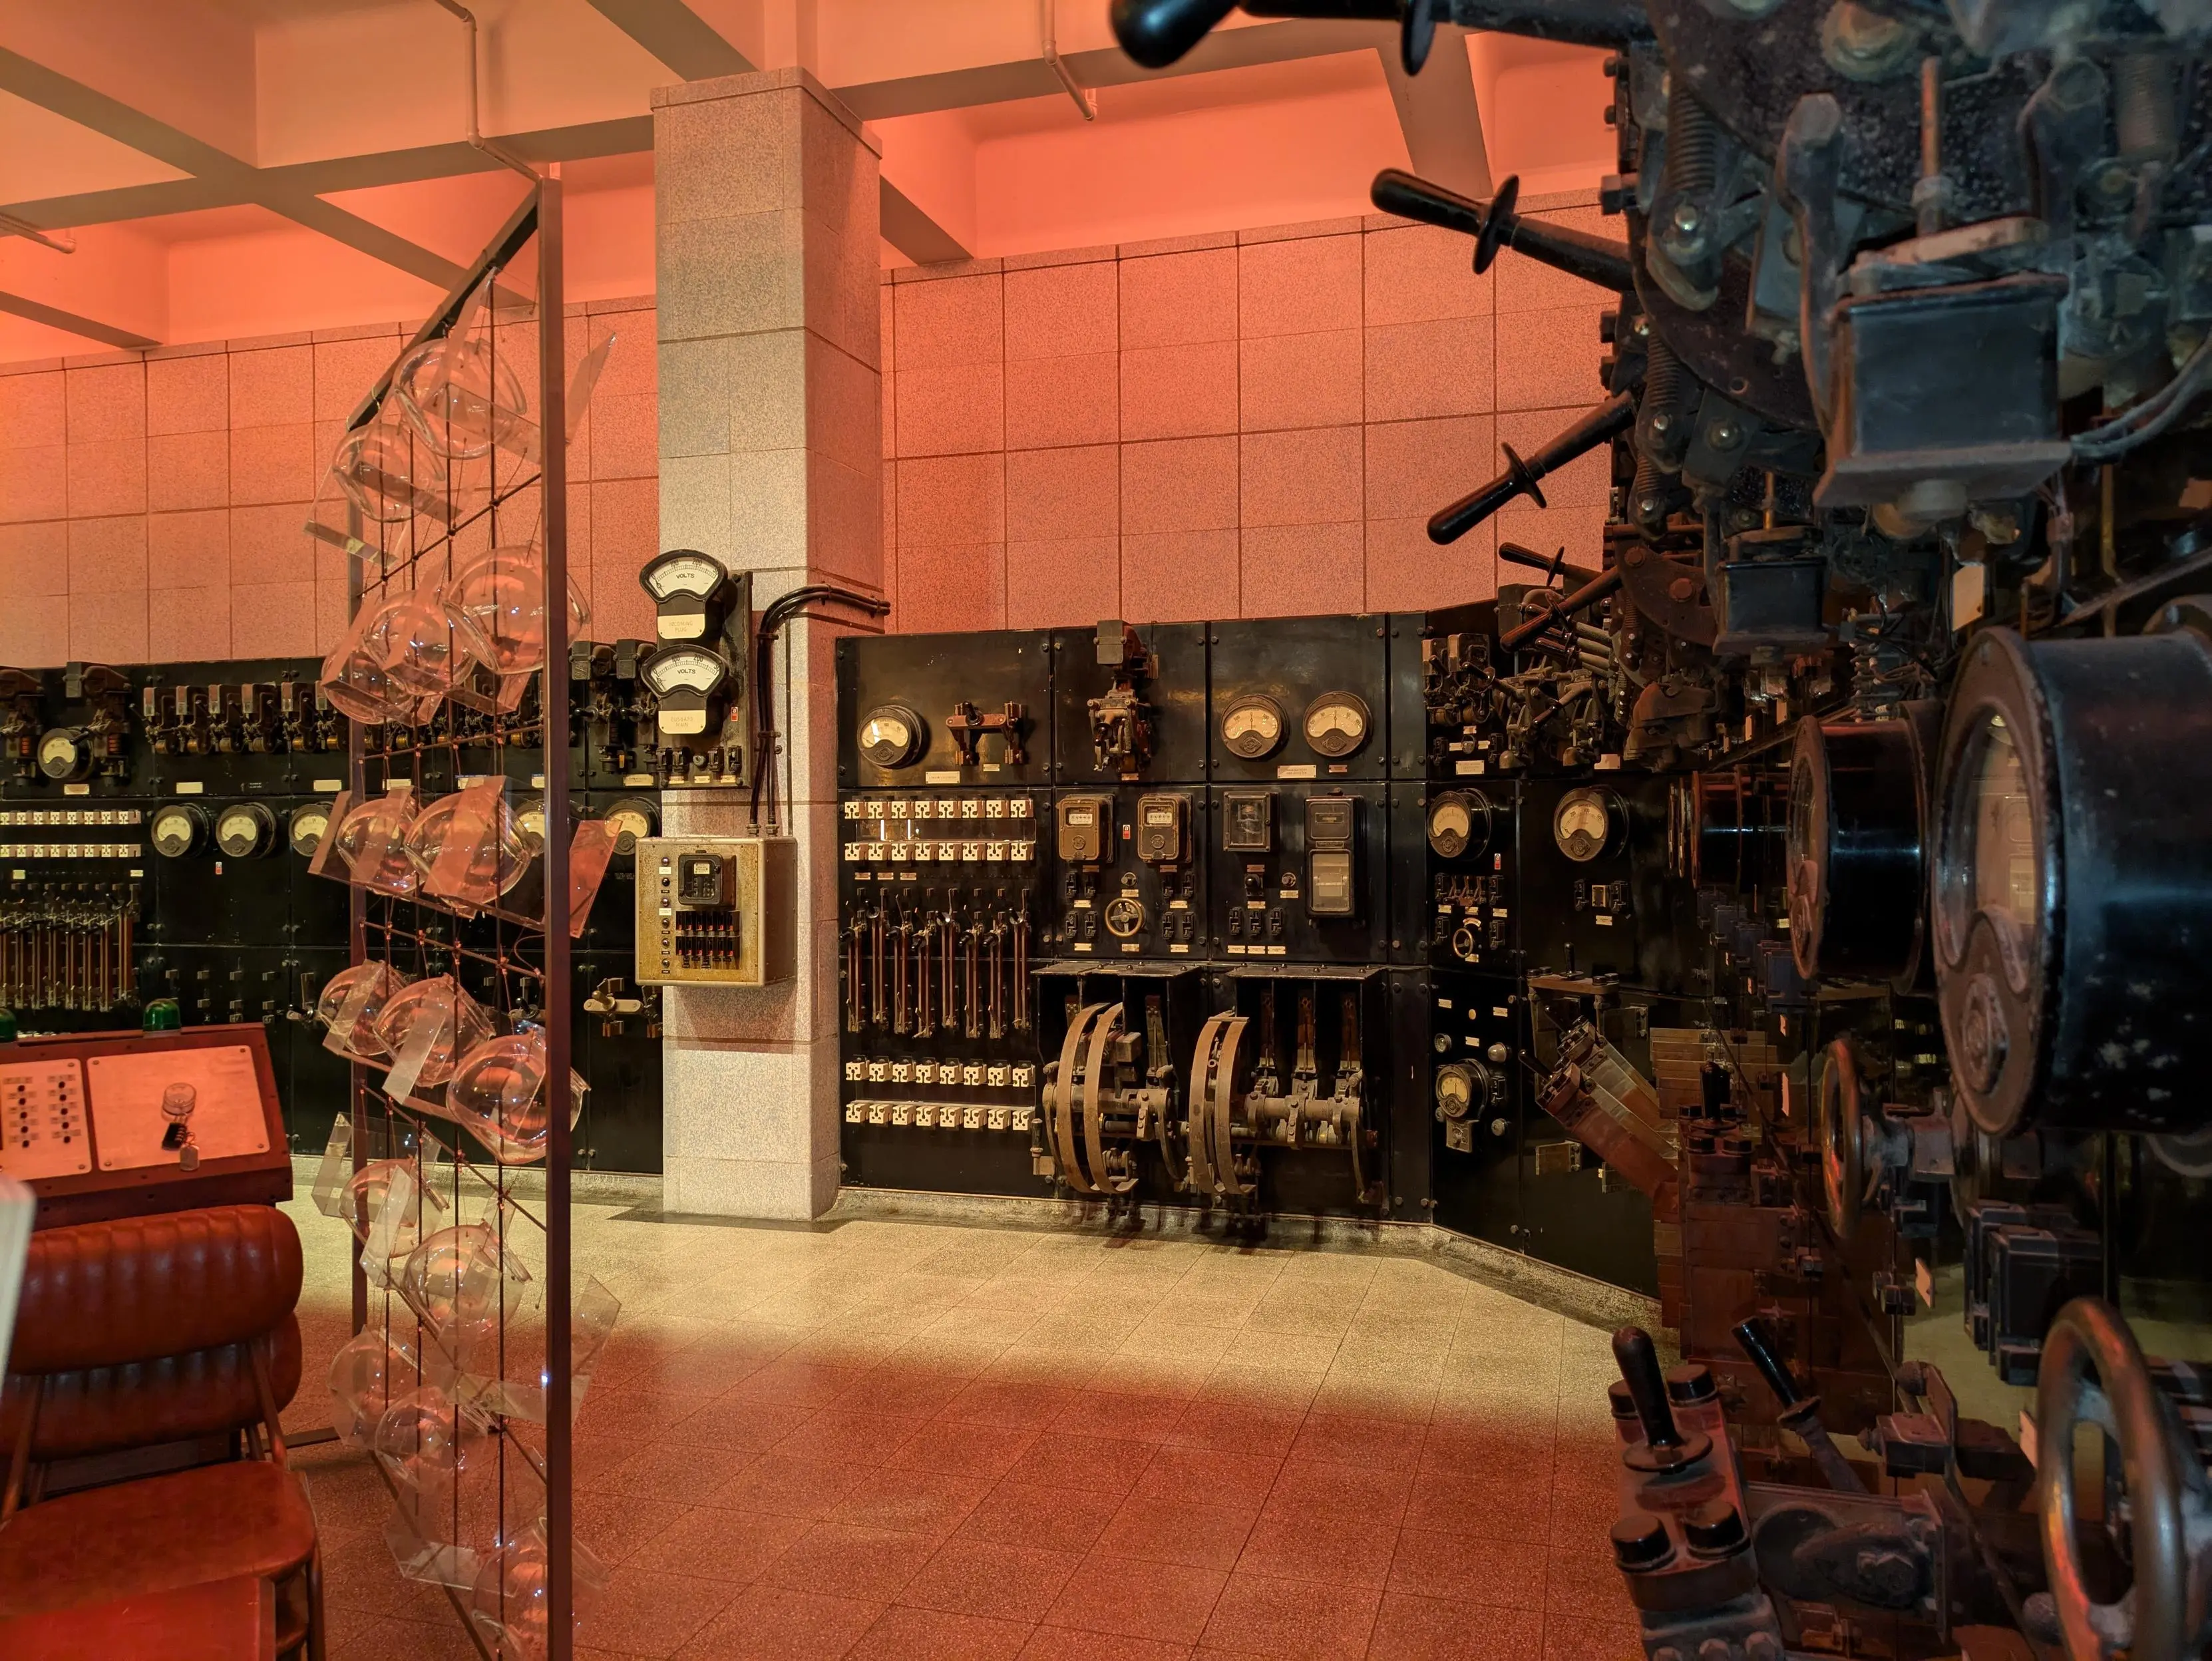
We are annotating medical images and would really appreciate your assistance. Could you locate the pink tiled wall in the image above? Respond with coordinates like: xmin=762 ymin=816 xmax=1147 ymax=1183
xmin=0 ymin=298 xmax=661 ymax=669
xmin=882 ymin=199 xmax=1618 ymax=634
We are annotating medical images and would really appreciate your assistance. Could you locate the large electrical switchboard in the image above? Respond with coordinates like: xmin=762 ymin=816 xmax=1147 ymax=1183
xmin=0 ymin=651 xmax=663 ymax=1171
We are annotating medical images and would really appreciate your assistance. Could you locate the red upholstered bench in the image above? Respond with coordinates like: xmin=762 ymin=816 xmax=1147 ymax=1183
xmin=0 ymin=1204 xmax=324 ymax=1658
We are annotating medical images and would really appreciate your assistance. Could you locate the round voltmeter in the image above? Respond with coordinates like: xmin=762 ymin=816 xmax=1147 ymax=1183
xmin=639 ymin=548 xmax=733 ymax=643
xmin=1552 ymin=787 xmax=1621 ymax=862
xmin=288 ymin=803 xmax=332 ymax=858
xmin=516 ymin=799 xmax=548 ymax=854
xmin=602 ymin=795 xmax=657 ymax=856
xmin=1425 ymin=790 xmax=1491 ymax=860
xmin=1302 ymin=692 xmax=1370 ymax=759
xmin=214 ymin=802 xmax=276 ymax=859
xmin=36 ymin=729 xmax=91 ymax=783
xmin=1786 ymin=711 xmax=1936 ymax=986
xmin=150 ymin=802 xmax=208 ymax=858
xmin=1934 ymin=628 xmax=2212 ymax=1139
xmin=858 ymin=704 xmax=924 ymax=770
xmin=642 ymin=644 xmax=729 ymax=739
xmin=1219 ymin=695 xmax=1285 ymax=761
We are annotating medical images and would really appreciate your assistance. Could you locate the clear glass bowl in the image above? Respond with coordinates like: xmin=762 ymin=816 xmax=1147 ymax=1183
xmin=405 ymin=788 xmax=532 ymax=908
xmin=328 ymin=1328 xmax=404 ymax=1449
xmin=396 ymin=335 xmax=531 ymax=461
xmin=321 ymin=598 xmax=423 ymax=725
xmin=316 ymin=961 xmax=413 ymax=1063
xmin=331 ymin=406 xmax=446 ymax=523
xmin=399 ymin=1222 xmax=514 ymax=1336
xmin=333 ymin=794 xmax=421 ymax=898
xmin=378 ymin=588 xmax=468 ymax=699
xmin=443 ymin=545 xmax=590 ymax=677
xmin=373 ymin=974 xmax=495 ymax=1089
xmin=447 ymin=1028 xmax=590 ymax=1165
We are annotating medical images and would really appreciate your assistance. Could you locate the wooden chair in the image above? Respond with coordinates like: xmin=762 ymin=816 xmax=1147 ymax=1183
xmin=0 ymin=1204 xmax=324 ymax=1658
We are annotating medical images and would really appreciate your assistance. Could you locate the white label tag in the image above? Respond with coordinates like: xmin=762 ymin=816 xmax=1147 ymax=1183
xmin=1454 ymin=761 xmax=1485 ymax=776
xmin=63 ymin=783 xmax=89 ymax=797
xmin=925 ymin=770 xmax=960 ymax=785
xmin=1276 ymin=764 xmax=1317 ymax=780
xmin=176 ymin=781 xmax=204 ymax=795
xmin=313 ymin=778 xmax=343 ymax=793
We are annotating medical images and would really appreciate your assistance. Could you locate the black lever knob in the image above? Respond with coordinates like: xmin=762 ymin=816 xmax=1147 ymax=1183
xmin=1372 ymin=168 xmax=1634 ymax=291
xmin=1732 ymin=1317 xmax=1804 ymax=1408
xmin=1110 ymin=0 xmax=1240 ymax=67
xmin=1429 ymin=393 xmax=1638 ymax=545
xmin=1612 ymin=1326 xmax=1683 ymax=1450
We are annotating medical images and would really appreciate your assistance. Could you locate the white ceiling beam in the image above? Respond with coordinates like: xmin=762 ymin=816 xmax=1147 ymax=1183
xmin=0 ymin=46 xmax=466 ymax=290
xmin=0 ymin=286 xmax=157 ymax=350
xmin=1378 ymin=27 xmax=1493 ymax=202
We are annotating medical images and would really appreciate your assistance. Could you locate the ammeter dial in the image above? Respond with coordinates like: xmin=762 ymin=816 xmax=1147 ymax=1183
xmin=640 ymin=550 xmax=729 ymax=602
xmin=1426 ymin=790 xmax=1491 ymax=860
xmin=1553 ymin=787 xmax=1620 ymax=862
xmin=603 ymin=796 xmax=658 ymax=856
xmin=1219 ymin=695 xmax=1286 ymax=761
xmin=214 ymin=802 xmax=276 ymax=859
xmin=288 ymin=803 xmax=332 ymax=858
xmin=150 ymin=802 xmax=208 ymax=858
xmin=1302 ymin=692 xmax=1371 ymax=759
xmin=35 ymin=729 xmax=90 ymax=783
xmin=858 ymin=704 xmax=925 ymax=770
xmin=642 ymin=646 xmax=726 ymax=697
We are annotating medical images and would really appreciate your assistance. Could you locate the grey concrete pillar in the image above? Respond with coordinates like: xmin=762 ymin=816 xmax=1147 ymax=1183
xmin=651 ymin=68 xmax=883 ymax=1218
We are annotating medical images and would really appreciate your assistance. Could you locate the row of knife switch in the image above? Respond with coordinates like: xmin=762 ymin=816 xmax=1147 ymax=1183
xmin=844 ymin=1058 xmax=1037 ymax=1088
xmin=846 ymin=1099 xmax=1035 ymax=1131
xmin=0 ymin=811 xmax=144 ymax=827
xmin=843 ymin=840 xmax=1036 ymax=863
xmin=2 ymin=844 xmax=144 ymax=860
xmin=845 ymin=798 xmax=1035 ymax=822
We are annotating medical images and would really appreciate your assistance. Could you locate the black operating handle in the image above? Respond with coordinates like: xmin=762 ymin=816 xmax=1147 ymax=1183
xmin=1612 ymin=1326 xmax=1684 ymax=1451
xmin=1110 ymin=0 xmax=1394 ymax=69
xmin=1371 ymin=170 xmax=1634 ymax=293
xmin=1429 ymin=393 xmax=1637 ymax=545
xmin=1733 ymin=1316 xmax=1868 ymax=1493
xmin=1732 ymin=1318 xmax=1806 ymax=1407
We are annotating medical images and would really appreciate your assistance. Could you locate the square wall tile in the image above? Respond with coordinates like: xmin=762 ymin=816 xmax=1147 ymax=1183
xmin=65 ymin=362 xmax=145 ymax=443
xmin=1493 ymin=304 xmax=1610 ymax=413
xmin=68 ymin=588 xmax=147 ymax=663
xmin=1240 ymin=427 xmax=1362 ymax=528
xmin=0 ymin=371 xmax=66 ymax=448
xmin=67 ymin=515 xmax=147 ymax=592
xmin=894 ymin=273 xmax=1004 ymax=369
xmin=1008 ymin=535 xmax=1120 ymax=629
xmin=1007 ymin=445 xmax=1117 ymax=542
xmin=148 ymin=509 xmax=229 ymax=588
xmin=1006 ymin=262 xmax=1117 ymax=361
xmin=230 ymin=502 xmax=315 ymax=586
xmin=1240 ymin=235 xmax=1361 ymax=337
xmin=229 ymin=424 xmax=317 ymax=506
xmin=1121 ymin=528 xmax=1238 ymax=622
xmin=591 ymin=477 xmax=660 ymax=587
xmin=0 ymin=594 xmax=67 ymax=665
xmin=1367 ymin=516 xmax=1494 ymax=613
xmin=1241 ymin=522 xmax=1362 ymax=617
xmin=898 ymin=453 xmax=1005 ymax=546
xmin=1364 ymin=415 xmax=1495 ymax=520
xmin=0 ymin=446 xmax=67 ymax=522
xmin=588 ymin=309 xmax=656 ymax=400
xmin=1364 ymin=226 xmax=1494 ymax=327
xmin=0 ymin=522 xmax=67 ymax=598
xmin=230 ymin=580 xmax=317 ymax=657
xmin=148 ymin=354 xmax=231 ymax=436
xmin=1119 ymin=249 xmax=1237 ymax=349
xmin=147 ymin=586 xmax=233 ymax=661
xmin=1119 ymin=341 xmax=1235 ymax=443
xmin=590 ymin=391 xmax=660 ymax=480
xmin=1493 ymin=501 xmax=1608 ymax=570
xmin=1004 ymin=354 xmax=1117 ymax=450
xmin=1365 ymin=317 xmax=1494 ymax=423
xmin=1120 ymin=436 xmax=1237 ymax=536
xmin=229 ymin=344 xmax=313 ymax=427
xmin=894 ymin=363 xmax=1004 ymax=457
xmin=1239 ymin=331 xmax=1361 ymax=432
xmin=896 ymin=542 xmax=1005 ymax=634
xmin=67 ymin=439 xmax=147 ymax=517
xmin=310 ymin=336 xmax=397 ymax=423
xmin=147 ymin=430 xmax=230 ymax=512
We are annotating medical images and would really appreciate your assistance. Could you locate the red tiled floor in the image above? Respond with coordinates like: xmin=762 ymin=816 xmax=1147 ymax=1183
xmin=725 ymin=1360 xmax=875 ymax=1411
xmin=1200 ymin=1571 xmax=1382 ymax=1661
xmin=761 ymin=1520 xmax=929 ymax=1602
xmin=668 ymin=1397 xmax=821 ymax=1453
xmin=831 ymin=1463 xmax=996 ymax=1539
xmin=1097 ymin=1491 xmax=1259 ymax=1570
xmin=960 ymin=1479 xmax=1131 ymax=1554
xmin=1004 ymin=1432 xmax=1163 ymax=1496
xmin=674 ymin=1584 xmax=887 ymax=1660
xmin=1045 ymin=1553 xmax=1231 ymax=1646
xmin=1542 ymin=1542 xmax=1638 ymax=1622
xmin=890 ymin=1419 xmax=1045 ymax=1481
xmin=586 ymin=1567 xmax=741 ymax=1658
xmin=1058 ymin=1391 xmax=1192 ymax=1443
xmin=1166 ymin=1400 xmax=1306 ymax=1457
xmin=901 ymin=1537 xmax=1086 ymax=1623
xmin=1018 ymin=1626 xmax=1195 ymax=1661
xmin=1401 ymin=1465 xmax=1553 ymax=1541
xmin=584 ymin=1437 xmax=761 ymax=1499
xmin=632 ymin=1506 xmax=811 ymax=1583
xmin=1133 ymin=1446 xmax=1282 ymax=1511
xmin=1235 ymin=1516 xmax=1395 ymax=1589
xmin=708 ymin=1453 xmax=870 ymax=1519
xmin=944 ymin=1379 xmax=1086 ymax=1429
xmin=1540 ymin=1614 xmax=1643 ymax=1660
xmin=1387 ymin=1529 xmax=1549 ymax=1613
xmin=846 ymin=1604 xmax=1035 ymax=1661
xmin=1260 ymin=1458 xmax=1416 ymax=1529
xmin=1365 ymin=1590 xmax=1548 ymax=1661
xmin=769 ymin=1407 xmax=932 ymax=1465
xmin=1288 ymin=1415 xmax=1427 ymax=1473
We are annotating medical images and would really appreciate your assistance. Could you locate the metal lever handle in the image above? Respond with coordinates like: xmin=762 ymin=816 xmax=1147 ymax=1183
xmin=1612 ymin=1326 xmax=1684 ymax=1451
xmin=1430 ymin=393 xmax=1637 ymax=544
xmin=1111 ymin=1 xmax=1397 ymax=69
xmin=1497 ymin=540 xmax=1599 ymax=588
xmin=1372 ymin=169 xmax=1634 ymax=293
xmin=1732 ymin=1317 xmax=1867 ymax=1492
xmin=1732 ymin=1316 xmax=1804 ymax=1407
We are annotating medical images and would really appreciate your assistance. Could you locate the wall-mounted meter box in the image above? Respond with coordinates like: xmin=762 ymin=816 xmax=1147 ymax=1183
xmin=633 ymin=836 xmax=797 ymax=987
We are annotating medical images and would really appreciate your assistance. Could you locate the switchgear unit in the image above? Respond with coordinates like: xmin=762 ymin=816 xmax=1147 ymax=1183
xmin=634 ymin=836 xmax=797 ymax=987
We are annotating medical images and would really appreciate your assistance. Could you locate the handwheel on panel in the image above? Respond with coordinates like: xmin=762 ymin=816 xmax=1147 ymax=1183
xmin=1078 ymin=1002 xmax=1137 ymax=1197
xmin=1047 ymin=1006 xmax=1104 ymax=1195
xmin=1209 ymin=1015 xmax=1252 ymax=1199
xmin=1817 ymin=1037 xmax=1865 ymax=1239
xmin=2036 ymin=1298 xmax=2209 ymax=1661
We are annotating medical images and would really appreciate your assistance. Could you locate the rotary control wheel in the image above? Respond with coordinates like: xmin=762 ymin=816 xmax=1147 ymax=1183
xmin=35 ymin=728 xmax=91 ymax=783
xmin=150 ymin=802 xmax=209 ymax=858
xmin=214 ymin=802 xmax=276 ymax=859
xmin=287 ymin=802 xmax=333 ymax=858
xmin=1103 ymin=895 xmax=1147 ymax=938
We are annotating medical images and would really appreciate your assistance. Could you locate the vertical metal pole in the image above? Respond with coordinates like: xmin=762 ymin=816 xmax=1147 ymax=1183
xmin=536 ymin=169 xmax=576 ymax=1661
xmin=347 ymin=504 xmax=369 ymax=1338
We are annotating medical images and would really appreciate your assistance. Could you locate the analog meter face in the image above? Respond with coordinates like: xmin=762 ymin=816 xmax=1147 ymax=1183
xmin=642 ymin=646 xmax=726 ymax=697
xmin=641 ymin=550 xmax=727 ymax=601
xmin=517 ymin=801 xmax=548 ymax=852
xmin=1553 ymin=788 xmax=1618 ymax=862
xmin=215 ymin=803 xmax=275 ymax=859
xmin=36 ymin=730 xmax=88 ymax=781
xmin=151 ymin=803 xmax=206 ymax=859
xmin=1938 ymin=711 xmax=2041 ymax=984
xmin=858 ymin=704 xmax=924 ymax=770
xmin=1426 ymin=791 xmax=1489 ymax=860
xmin=604 ymin=796 xmax=657 ymax=856
xmin=1219 ymin=695 xmax=1285 ymax=761
xmin=1302 ymin=692 xmax=1371 ymax=759
xmin=288 ymin=803 xmax=331 ymax=858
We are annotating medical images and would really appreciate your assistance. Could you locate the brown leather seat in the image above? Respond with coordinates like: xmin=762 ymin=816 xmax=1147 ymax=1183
xmin=0 ymin=1205 xmax=324 ymax=1659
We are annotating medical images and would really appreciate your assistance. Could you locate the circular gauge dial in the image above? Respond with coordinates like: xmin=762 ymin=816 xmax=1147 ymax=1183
xmin=1553 ymin=787 xmax=1618 ymax=862
xmin=1948 ymin=712 xmax=2039 ymax=986
xmin=641 ymin=550 xmax=727 ymax=601
xmin=150 ymin=803 xmax=208 ymax=859
xmin=214 ymin=802 xmax=276 ymax=859
xmin=1435 ymin=1063 xmax=1475 ymax=1120
xmin=517 ymin=801 xmax=548 ymax=853
xmin=858 ymin=704 xmax=924 ymax=770
xmin=288 ymin=803 xmax=331 ymax=858
xmin=642 ymin=646 xmax=726 ymax=697
xmin=1302 ymin=692 xmax=1371 ymax=759
xmin=1426 ymin=790 xmax=1490 ymax=860
xmin=1219 ymin=695 xmax=1285 ymax=761
xmin=36 ymin=729 xmax=89 ymax=782
xmin=604 ymin=796 xmax=657 ymax=856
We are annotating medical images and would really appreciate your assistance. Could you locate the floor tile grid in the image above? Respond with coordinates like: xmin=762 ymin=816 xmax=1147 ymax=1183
xmin=284 ymin=1199 xmax=1644 ymax=1661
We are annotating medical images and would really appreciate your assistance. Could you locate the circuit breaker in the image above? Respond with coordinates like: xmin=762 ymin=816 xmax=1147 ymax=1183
xmin=634 ymin=836 xmax=797 ymax=986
